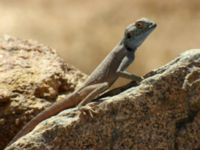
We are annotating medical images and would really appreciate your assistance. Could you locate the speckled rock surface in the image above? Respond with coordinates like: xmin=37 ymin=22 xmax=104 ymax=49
xmin=5 ymin=49 xmax=200 ymax=150
xmin=0 ymin=36 xmax=86 ymax=149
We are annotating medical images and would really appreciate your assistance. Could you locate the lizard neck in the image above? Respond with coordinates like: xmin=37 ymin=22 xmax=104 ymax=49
xmin=124 ymin=43 xmax=137 ymax=52
xmin=119 ymin=38 xmax=137 ymax=52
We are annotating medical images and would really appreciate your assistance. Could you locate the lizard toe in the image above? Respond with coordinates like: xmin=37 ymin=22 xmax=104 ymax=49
xmin=78 ymin=105 xmax=98 ymax=118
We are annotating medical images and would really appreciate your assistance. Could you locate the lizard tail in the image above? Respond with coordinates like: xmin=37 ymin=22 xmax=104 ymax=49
xmin=6 ymin=92 xmax=81 ymax=147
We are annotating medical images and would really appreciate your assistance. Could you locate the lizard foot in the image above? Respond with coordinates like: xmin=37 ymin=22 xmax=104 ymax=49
xmin=78 ymin=104 xmax=98 ymax=118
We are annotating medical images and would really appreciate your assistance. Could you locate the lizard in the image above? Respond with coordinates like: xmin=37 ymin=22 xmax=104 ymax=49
xmin=6 ymin=17 xmax=156 ymax=147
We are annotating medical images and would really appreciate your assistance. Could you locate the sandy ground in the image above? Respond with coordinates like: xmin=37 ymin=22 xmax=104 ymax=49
xmin=0 ymin=0 xmax=200 ymax=85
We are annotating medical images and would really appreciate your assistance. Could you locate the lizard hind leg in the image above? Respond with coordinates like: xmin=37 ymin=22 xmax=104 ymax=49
xmin=77 ymin=82 xmax=109 ymax=117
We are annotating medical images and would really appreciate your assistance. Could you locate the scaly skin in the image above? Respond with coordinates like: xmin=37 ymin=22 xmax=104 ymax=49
xmin=6 ymin=17 xmax=156 ymax=148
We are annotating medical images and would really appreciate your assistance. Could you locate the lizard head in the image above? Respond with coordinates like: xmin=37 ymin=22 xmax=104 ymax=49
xmin=123 ymin=18 xmax=156 ymax=51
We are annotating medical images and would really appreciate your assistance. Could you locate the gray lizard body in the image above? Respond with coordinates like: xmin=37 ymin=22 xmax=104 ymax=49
xmin=6 ymin=17 xmax=156 ymax=147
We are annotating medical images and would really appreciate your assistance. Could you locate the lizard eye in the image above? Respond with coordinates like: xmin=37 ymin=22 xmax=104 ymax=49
xmin=135 ymin=22 xmax=144 ymax=29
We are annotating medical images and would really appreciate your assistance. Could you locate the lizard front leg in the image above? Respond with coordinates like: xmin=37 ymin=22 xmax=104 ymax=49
xmin=117 ymin=54 xmax=143 ymax=83
xmin=117 ymin=70 xmax=143 ymax=82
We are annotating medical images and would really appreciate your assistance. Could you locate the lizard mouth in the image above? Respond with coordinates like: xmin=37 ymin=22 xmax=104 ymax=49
xmin=150 ymin=23 xmax=157 ymax=29
xmin=145 ymin=23 xmax=157 ymax=33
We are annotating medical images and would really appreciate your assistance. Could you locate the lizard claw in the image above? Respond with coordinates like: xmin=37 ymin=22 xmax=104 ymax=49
xmin=136 ymin=76 xmax=144 ymax=84
xmin=78 ymin=104 xmax=98 ymax=118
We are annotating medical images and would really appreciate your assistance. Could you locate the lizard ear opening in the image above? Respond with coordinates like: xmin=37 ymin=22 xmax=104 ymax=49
xmin=126 ymin=32 xmax=131 ymax=39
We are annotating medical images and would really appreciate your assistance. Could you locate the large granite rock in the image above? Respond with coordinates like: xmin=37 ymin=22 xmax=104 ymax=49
xmin=3 ymin=36 xmax=200 ymax=150
xmin=0 ymin=36 xmax=86 ymax=149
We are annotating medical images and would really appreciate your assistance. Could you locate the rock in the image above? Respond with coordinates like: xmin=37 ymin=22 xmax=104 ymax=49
xmin=0 ymin=35 xmax=86 ymax=149
xmin=5 ymin=49 xmax=200 ymax=150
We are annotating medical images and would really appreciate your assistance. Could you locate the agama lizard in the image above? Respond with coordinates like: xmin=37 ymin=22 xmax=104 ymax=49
xmin=7 ymin=17 xmax=156 ymax=147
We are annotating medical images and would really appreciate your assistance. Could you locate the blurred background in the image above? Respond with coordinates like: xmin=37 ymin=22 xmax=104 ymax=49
xmin=0 ymin=0 xmax=200 ymax=85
